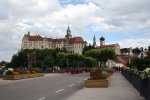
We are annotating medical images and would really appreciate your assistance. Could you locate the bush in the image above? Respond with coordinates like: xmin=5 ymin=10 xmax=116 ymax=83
xmin=90 ymin=68 xmax=109 ymax=79
xmin=3 ymin=70 xmax=13 ymax=76
xmin=33 ymin=67 xmax=43 ymax=73
xmin=140 ymin=68 xmax=150 ymax=79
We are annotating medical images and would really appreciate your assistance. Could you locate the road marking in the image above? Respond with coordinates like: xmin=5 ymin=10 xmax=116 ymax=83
xmin=0 ymin=82 xmax=13 ymax=86
xmin=68 ymin=84 xmax=75 ymax=87
xmin=39 ymin=97 xmax=46 ymax=100
xmin=55 ymin=89 xmax=64 ymax=93
xmin=78 ymin=81 xmax=82 ymax=83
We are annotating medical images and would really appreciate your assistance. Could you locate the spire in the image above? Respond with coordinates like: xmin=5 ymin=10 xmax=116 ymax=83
xmin=66 ymin=26 xmax=72 ymax=39
xmin=67 ymin=26 xmax=71 ymax=35
xmin=93 ymin=35 xmax=96 ymax=47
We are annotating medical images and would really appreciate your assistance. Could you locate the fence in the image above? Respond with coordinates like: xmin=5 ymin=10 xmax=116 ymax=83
xmin=121 ymin=69 xmax=150 ymax=100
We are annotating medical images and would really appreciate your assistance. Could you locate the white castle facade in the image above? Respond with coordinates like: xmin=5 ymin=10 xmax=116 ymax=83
xmin=21 ymin=26 xmax=86 ymax=54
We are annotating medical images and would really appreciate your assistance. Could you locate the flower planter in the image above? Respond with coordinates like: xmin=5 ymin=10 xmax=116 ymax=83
xmin=85 ymin=76 xmax=111 ymax=87
xmin=3 ymin=75 xmax=23 ymax=80
xmin=3 ymin=73 xmax=45 ymax=80
xmin=22 ymin=74 xmax=29 ymax=79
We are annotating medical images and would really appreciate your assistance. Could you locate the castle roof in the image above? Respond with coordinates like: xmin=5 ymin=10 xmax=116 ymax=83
xmin=27 ymin=35 xmax=43 ymax=41
xmin=25 ymin=34 xmax=85 ymax=44
xmin=69 ymin=37 xmax=85 ymax=44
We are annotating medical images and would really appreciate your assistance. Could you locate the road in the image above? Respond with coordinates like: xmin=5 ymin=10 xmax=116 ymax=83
xmin=0 ymin=73 xmax=89 ymax=100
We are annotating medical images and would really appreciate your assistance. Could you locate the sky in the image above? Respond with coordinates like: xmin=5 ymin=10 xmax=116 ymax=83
xmin=0 ymin=0 xmax=150 ymax=62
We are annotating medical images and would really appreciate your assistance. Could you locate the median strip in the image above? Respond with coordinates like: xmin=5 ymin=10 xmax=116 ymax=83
xmin=38 ymin=97 xmax=46 ymax=100
xmin=55 ymin=89 xmax=64 ymax=93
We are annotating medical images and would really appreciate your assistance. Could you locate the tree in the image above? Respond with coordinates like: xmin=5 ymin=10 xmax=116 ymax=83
xmin=85 ymin=48 xmax=116 ymax=68
xmin=129 ymin=57 xmax=150 ymax=71
xmin=82 ymin=45 xmax=95 ymax=54
xmin=57 ymin=52 xmax=67 ymax=69
xmin=43 ymin=56 xmax=54 ymax=68
xmin=98 ymin=48 xmax=116 ymax=66
xmin=132 ymin=47 xmax=141 ymax=54
xmin=84 ymin=57 xmax=96 ymax=68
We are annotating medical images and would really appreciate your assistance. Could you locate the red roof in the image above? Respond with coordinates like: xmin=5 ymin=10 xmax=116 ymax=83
xmin=115 ymin=55 xmax=129 ymax=65
xmin=27 ymin=35 xmax=43 ymax=41
xmin=69 ymin=37 xmax=85 ymax=44
xmin=26 ymin=35 xmax=85 ymax=44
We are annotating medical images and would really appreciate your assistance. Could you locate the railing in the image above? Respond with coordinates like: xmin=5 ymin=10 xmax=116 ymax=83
xmin=121 ymin=68 xmax=150 ymax=100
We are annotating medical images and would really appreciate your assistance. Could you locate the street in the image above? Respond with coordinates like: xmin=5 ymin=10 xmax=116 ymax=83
xmin=0 ymin=73 xmax=89 ymax=100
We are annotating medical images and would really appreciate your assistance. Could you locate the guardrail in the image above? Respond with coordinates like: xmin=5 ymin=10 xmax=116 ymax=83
xmin=121 ymin=68 xmax=150 ymax=100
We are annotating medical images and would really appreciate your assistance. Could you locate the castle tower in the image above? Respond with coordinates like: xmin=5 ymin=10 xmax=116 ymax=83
xmin=65 ymin=26 xmax=72 ymax=39
xmin=100 ymin=36 xmax=105 ymax=46
xmin=93 ymin=35 xmax=96 ymax=47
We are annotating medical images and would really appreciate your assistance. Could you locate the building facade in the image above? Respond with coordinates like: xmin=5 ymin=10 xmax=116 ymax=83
xmin=21 ymin=26 xmax=86 ymax=54
xmin=96 ymin=36 xmax=121 ymax=55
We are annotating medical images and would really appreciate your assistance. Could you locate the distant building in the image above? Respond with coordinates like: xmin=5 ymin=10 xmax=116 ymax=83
xmin=95 ymin=36 xmax=121 ymax=55
xmin=120 ymin=48 xmax=133 ymax=57
xmin=21 ymin=26 xmax=86 ymax=54
xmin=93 ymin=36 xmax=132 ymax=67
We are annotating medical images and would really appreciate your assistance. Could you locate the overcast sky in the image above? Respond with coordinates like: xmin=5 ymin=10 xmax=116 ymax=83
xmin=0 ymin=0 xmax=150 ymax=62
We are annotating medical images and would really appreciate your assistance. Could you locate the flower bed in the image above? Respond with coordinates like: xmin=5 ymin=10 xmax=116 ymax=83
xmin=3 ymin=73 xmax=44 ymax=80
xmin=85 ymin=76 xmax=111 ymax=87
xmin=2 ymin=68 xmax=44 ymax=80
xmin=85 ymin=68 xmax=111 ymax=87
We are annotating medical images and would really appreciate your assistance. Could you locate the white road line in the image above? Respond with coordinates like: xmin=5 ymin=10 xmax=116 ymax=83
xmin=55 ymin=89 xmax=64 ymax=93
xmin=38 ymin=97 xmax=46 ymax=100
xmin=68 ymin=84 xmax=75 ymax=87
xmin=78 ymin=81 xmax=82 ymax=83
xmin=0 ymin=82 xmax=13 ymax=86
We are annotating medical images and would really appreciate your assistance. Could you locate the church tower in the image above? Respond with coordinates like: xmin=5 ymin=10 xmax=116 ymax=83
xmin=65 ymin=26 xmax=72 ymax=39
xmin=100 ymin=36 xmax=105 ymax=46
xmin=93 ymin=35 xmax=96 ymax=47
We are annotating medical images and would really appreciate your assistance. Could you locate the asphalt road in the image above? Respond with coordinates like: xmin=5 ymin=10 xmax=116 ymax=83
xmin=0 ymin=73 xmax=89 ymax=100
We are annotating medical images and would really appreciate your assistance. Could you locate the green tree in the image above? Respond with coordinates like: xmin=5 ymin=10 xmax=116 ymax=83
xmin=43 ymin=56 xmax=54 ymax=68
xmin=129 ymin=57 xmax=150 ymax=71
xmin=57 ymin=52 xmax=67 ymax=69
xmin=98 ymin=48 xmax=116 ymax=67
xmin=85 ymin=48 xmax=116 ymax=68
xmin=132 ymin=47 xmax=141 ymax=54
xmin=82 ymin=45 xmax=95 ymax=54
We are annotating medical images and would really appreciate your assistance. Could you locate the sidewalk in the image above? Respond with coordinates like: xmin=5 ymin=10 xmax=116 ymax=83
xmin=67 ymin=72 xmax=145 ymax=100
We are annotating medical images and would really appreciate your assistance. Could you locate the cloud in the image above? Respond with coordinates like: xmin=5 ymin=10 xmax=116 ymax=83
xmin=118 ymin=38 xmax=150 ymax=48
xmin=0 ymin=0 xmax=150 ymax=61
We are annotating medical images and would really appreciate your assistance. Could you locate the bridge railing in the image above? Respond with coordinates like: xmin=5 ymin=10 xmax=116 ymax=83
xmin=121 ymin=68 xmax=150 ymax=100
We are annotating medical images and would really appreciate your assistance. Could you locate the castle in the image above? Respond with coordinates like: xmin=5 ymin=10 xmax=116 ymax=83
xmin=21 ymin=26 xmax=86 ymax=54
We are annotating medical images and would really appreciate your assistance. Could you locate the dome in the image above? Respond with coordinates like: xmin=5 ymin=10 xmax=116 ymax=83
xmin=100 ymin=36 xmax=105 ymax=41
